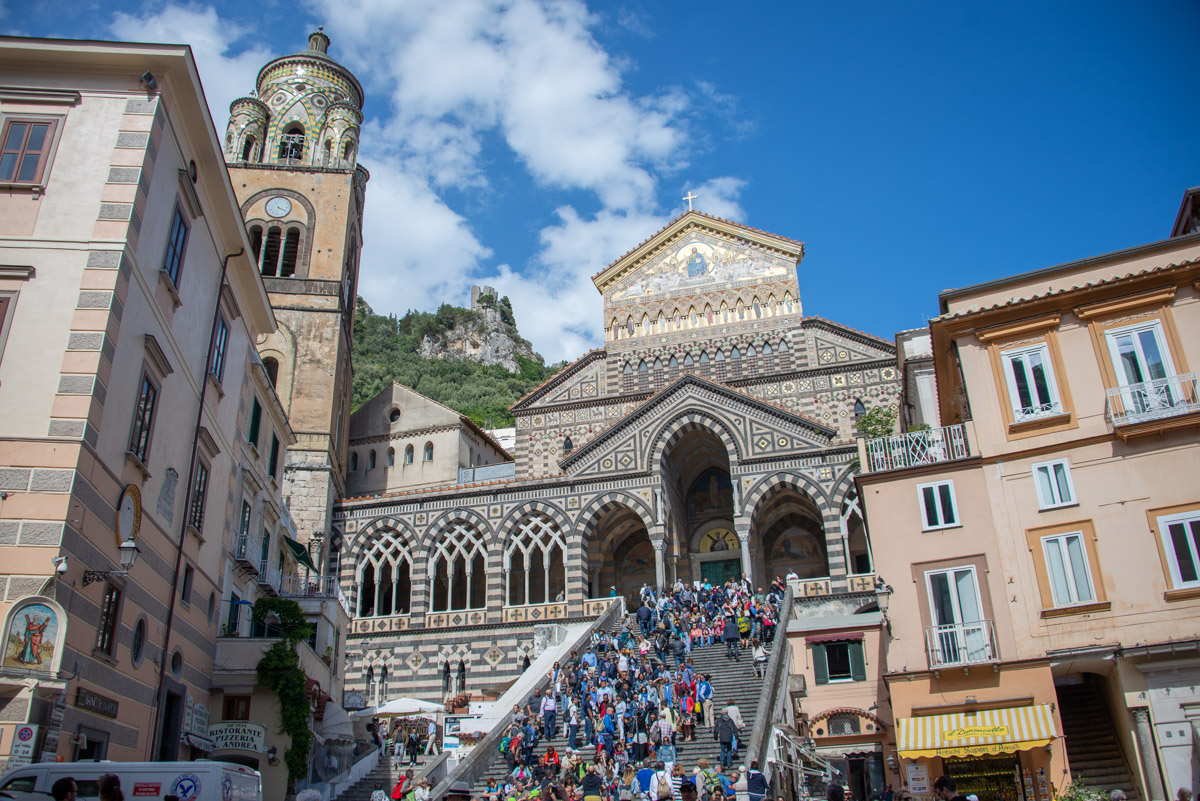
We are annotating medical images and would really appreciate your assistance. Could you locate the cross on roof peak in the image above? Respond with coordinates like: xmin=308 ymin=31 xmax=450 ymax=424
xmin=683 ymin=191 xmax=698 ymax=211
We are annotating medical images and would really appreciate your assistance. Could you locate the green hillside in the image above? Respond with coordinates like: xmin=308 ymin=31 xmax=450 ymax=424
xmin=351 ymin=297 xmax=560 ymax=427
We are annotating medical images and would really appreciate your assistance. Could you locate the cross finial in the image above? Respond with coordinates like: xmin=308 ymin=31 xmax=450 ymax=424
xmin=683 ymin=191 xmax=697 ymax=212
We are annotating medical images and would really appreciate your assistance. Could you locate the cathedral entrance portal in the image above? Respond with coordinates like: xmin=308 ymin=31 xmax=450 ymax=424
xmin=586 ymin=503 xmax=653 ymax=606
xmin=752 ymin=482 xmax=829 ymax=584
xmin=700 ymin=558 xmax=741 ymax=586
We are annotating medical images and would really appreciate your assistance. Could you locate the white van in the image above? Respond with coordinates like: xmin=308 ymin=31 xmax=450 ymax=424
xmin=0 ymin=761 xmax=261 ymax=801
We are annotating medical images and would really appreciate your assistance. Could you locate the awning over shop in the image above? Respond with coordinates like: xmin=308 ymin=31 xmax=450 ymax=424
xmin=283 ymin=535 xmax=318 ymax=572
xmin=815 ymin=742 xmax=883 ymax=759
xmin=182 ymin=733 xmax=214 ymax=752
xmin=898 ymin=704 xmax=1058 ymax=759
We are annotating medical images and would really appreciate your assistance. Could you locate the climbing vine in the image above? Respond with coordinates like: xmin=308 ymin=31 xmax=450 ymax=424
xmin=252 ymin=598 xmax=314 ymax=790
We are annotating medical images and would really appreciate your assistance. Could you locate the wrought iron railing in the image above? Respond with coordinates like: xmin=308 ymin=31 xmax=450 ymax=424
xmin=926 ymin=619 xmax=998 ymax=668
xmin=258 ymin=562 xmax=281 ymax=593
xmin=864 ymin=423 xmax=971 ymax=472
xmin=280 ymin=575 xmax=351 ymax=616
xmin=233 ymin=535 xmax=259 ymax=572
xmin=1106 ymin=373 xmax=1200 ymax=426
xmin=1013 ymin=400 xmax=1063 ymax=423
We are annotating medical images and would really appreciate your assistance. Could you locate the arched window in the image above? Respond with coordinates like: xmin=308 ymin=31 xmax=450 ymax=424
xmin=638 ymin=360 xmax=648 ymax=373
xmin=358 ymin=529 xmax=413 ymax=617
xmin=699 ymin=352 xmax=709 ymax=364
xmin=746 ymin=345 xmax=756 ymax=358
xmin=350 ymin=452 xmax=358 ymax=472
xmin=263 ymin=357 xmax=279 ymax=388
xmin=684 ymin=353 xmax=694 ymax=367
xmin=249 ymin=225 xmax=264 ymax=268
xmin=431 ymin=522 xmax=487 ymax=611
xmin=753 ymin=299 xmax=762 ymax=318
xmin=623 ymin=362 xmax=632 ymax=374
xmin=379 ymin=666 xmax=389 ymax=703
xmin=279 ymin=125 xmax=305 ymax=161
xmin=668 ymin=355 xmax=678 ymax=370
xmin=653 ymin=357 xmax=663 ymax=371
xmin=424 ymin=441 xmax=434 ymax=461
xmin=366 ymin=666 xmax=375 ymax=704
xmin=387 ymin=447 xmax=395 ymax=467
xmin=241 ymin=135 xmax=256 ymax=162
xmin=261 ymin=228 xmax=281 ymax=277
xmin=280 ymin=228 xmax=301 ymax=277
xmin=563 ymin=436 xmax=574 ymax=456
xmin=779 ymin=339 xmax=789 ymax=352
xmin=505 ymin=514 xmax=567 ymax=606
xmin=343 ymin=141 xmax=355 ymax=163
xmin=404 ymin=445 xmax=414 ymax=464
xmin=731 ymin=347 xmax=741 ymax=359
xmin=323 ymin=139 xmax=332 ymax=165
xmin=368 ymin=450 xmax=377 ymax=470
xmin=762 ymin=342 xmax=772 ymax=355
xmin=854 ymin=399 xmax=866 ymax=421
xmin=715 ymin=350 xmax=725 ymax=362
xmin=626 ymin=317 xmax=634 ymax=336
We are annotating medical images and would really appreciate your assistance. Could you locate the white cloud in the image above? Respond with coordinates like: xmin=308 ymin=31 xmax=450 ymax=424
xmin=109 ymin=4 xmax=275 ymax=134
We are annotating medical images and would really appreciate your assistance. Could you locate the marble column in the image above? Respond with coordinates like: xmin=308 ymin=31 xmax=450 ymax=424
xmin=735 ymin=523 xmax=753 ymax=585
xmin=653 ymin=539 xmax=666 ymax=592
xmin=1132 ymin=707 xmax=1167 ymax=801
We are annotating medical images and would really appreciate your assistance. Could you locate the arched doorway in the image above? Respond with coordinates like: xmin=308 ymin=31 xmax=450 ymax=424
xmin=585 ymin=503 xmax=652 ymax=604
xmin=753 ymin=483 xmax=829 ymax=584
xmin=658 ymin=423 xmax=739 ymax=587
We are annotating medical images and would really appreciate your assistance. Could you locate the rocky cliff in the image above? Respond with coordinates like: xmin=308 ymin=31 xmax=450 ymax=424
xmin=417 ymin=306 xmax=539 ymax=373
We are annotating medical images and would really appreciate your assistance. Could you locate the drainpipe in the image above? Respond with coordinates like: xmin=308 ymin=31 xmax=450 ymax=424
xmin=148 ymin=248 xmax=243 ymax=759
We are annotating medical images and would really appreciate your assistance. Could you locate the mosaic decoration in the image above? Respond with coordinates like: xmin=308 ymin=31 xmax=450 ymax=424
xmin=610 ymin=233 xmax=793 ymax=301
xmin=2 ymin=601 xmax=59 ymax=671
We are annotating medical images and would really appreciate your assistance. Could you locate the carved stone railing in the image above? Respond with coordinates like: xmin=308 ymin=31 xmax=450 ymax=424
xmin=742 ymin=586 xmax=795 ymax=783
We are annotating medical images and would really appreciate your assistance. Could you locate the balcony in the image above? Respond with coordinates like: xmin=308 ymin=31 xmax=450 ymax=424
xmin=281 ymin=575 xmax=351 ymax=616
xmin=925 ymin=619 xmax=998 ymax=669
xmin=863 ymin=423 xmax=972 ymax=473
xmin=257 ymin=562 xmax=281 ymax=595
xmin=1106 ymin=373 xmax=1200 ymax=429
xmin=213 ymin=635 xmax=333 ymax=691
xmin=233 ymin=535 xmax=259 ymax=576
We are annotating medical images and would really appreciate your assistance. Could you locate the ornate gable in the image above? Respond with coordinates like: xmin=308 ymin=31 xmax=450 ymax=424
xmin=511 ymin=351 xmax=607 ymax=412
xmin=561 ymin=374 xmax=835 ymax=479
xmin=803 ymin=319 xmax=896 ymax=368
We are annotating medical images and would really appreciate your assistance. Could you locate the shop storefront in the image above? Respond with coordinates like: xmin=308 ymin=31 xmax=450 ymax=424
xmin=897 ymin=705 xmax=1058 ymax=801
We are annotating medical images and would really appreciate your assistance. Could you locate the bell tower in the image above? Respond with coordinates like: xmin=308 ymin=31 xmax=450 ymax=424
xmin=224 ymin=29 xmax=369 ymax=561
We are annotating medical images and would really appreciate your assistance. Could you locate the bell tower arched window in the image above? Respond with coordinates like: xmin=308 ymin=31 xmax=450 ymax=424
xmin=249 ymin=226 xmax=263 ymax=268
xmin=323 ymin=139 xmax=332 ymax=166
xmin=261 ymin=228 xmax=281 ymax=277
xmin=241 ymin=135 xmax=256 ymax=162
xmin=279 ymin=125 xmax=305 ymax=161
xmin=280 ymin=228 xmax=301 ymax=277
xmin=263 ymin=357 xmax=279 ymax=388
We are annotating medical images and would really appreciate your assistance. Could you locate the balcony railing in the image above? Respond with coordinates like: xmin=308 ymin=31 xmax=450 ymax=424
xmin=281 ymin=575 xmax=351 ymax=616
xmin=864 ymin=423 xmax=971 ymax=473
xmin=1106 ymin=373 xmax=1200 ymax=426
xmin=257 ymin=562 xmax=281 ymax=594
xmin=926 ymin=619 xmax=998 ymax=668
xmin=233 ymin=535 xmax=259 ymax=574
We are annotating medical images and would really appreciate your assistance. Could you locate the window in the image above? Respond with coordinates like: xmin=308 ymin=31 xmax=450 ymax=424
xmin=188 ymin=459 xmax=209 ymax=533
xmin=826 ymin=713 xmax=862 ymax=736
xmin=161 ymin=204 xmax=189 ymax=288
xmin=131 ymin=618 xmax=146 ymax=666
xmin=181 ymin=564 xmax=195 ymax=605
xmin=1041 ymin=532 xmax=1096 ymax=606
xmin=369 ymin=449 xmax=377 ymax=470
xmin=404 ymin=445 xmax=413 ymax=465
xmin=225 ymin=592 xmax=241 ymax=636
xmin=128 ymin=371 xmax=159 ymax=465
xmin=223 ymin=695 xmax=251 ymax=721
xmin=387 ymin=447 xmax=395 ymax=467
xmin=1033 ymin=459 xmax=1075 ymax=509
xmin=563 ymin=436 xmax=574 ymax=456
xmin=1105 ymin=321 xmax=1181 ymax=421
xmin=389 ymin=408 xmax=401 ymax=423
xmin=1157 ymin=511 xmax=1200 ymax=590
xmin=350 ymin=452 xmax=359 ymax=472
xmin=0 ymin=118 xmax=58 ymax=184
xmin=248 ymin=397 xmax=262 ymax=449
xmin=279 ymin=126 xmax=305 ymax=161
xmin=263 ymin=357 xmax=279 ymax=388
xmin=261 ymin=228 xmax=281 ymax=276
xmin=280 ymin=228 xmax=300 ymax=277
xmin=96 ymin=584 xmax=122 ymax=656
xmin=917 ymin=480 xmax=958 ymax=530
xmin=424 ymin=442 xmax=434 ymax=461
xmin=811 ymin=639 xmax=865 ymax=684
xmin=854 ymin=399 xmax=866 ymax=421
xmin=1001 ymin=343 xmax=1061 ymax=421
xmin=235 ymin=502 xmax=252 ymax=559
xmin=241 ymin=136 xmax=256 ymax=162
xmin=269 ymin=435 xmax=280 ymax=479
xmin=209 ymin=314 xmax=229 ymax=381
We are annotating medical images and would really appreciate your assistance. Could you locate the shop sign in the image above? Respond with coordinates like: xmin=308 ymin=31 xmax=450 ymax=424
xmin=932 ymin=744 xmax=1016 ymax=757
xmin=209 ymin=722 xmax=265 ymax=752
xmin=192 ymin=704 xmax=210 ymax=737
xmin=343 ymin=690 xmax=366 ymax=710
xmin=944 ymin=725 xmax=1008 ymax=739
xmin=76 ymin=687 xmax=119 ymax=718
xmin=10 ymin=725 xmax=38 ymax=767
xmin=905 ymin=764 xmax=929 ymax=794
xmin=184 ymin=697 xmax=194 ymax=733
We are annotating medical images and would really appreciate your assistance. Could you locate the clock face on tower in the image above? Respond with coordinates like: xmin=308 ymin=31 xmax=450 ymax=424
xmin=266 ymin=196 xmax=292 ymax=218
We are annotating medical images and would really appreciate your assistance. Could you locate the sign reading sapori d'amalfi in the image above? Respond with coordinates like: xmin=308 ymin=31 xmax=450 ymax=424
xmin=208 ymin=722 xmax=265 ymax=752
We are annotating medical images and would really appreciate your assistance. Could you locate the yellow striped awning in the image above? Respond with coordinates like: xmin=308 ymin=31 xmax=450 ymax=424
xmin=897 ymin=704 xmax=1059 ymax=759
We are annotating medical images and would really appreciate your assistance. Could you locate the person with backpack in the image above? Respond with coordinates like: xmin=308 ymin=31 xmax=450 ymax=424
xmin=714 ymin=707 xmax=738 ymax=768
xmin=649 ymin=761 xmax=673 ymax=801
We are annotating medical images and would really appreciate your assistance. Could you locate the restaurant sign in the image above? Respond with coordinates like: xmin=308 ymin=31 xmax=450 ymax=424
xmin=208 ymin=722 xmax=265 ymax=752
xmin=76 ymin=687 xmax=119 ymax=718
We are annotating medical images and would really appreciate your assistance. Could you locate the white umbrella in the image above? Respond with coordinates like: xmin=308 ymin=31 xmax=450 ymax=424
xmin=353 ymin=697 xmax=443 ymax=718
xmin=319 ymin=705 xmax=355 ymax=739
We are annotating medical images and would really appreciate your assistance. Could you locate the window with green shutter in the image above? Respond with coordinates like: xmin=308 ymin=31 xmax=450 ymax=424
xmin=248 ymin=397 xmax=262 ymax=448
xmin=813 ymin=639 xmax=866 ymax=684
xmin=812 ymin=642 xmax=829 ymax=685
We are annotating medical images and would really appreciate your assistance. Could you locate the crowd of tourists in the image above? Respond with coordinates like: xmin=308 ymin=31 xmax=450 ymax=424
xmin=464 ymin=574 xmax=786 ymax=801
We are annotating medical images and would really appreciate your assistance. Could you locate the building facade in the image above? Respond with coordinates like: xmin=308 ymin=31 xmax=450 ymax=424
xmin=857 ymin=200 xmax=1200 ymax=801
xmin=335 ymin=211 xmax=903 ymax=702
xmin=0 ymin=37 xmax=280 ymax=765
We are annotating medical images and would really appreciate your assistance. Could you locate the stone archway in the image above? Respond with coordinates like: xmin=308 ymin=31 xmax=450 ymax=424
xmin=751 ymin=482 xmax=830 ymax=585
xmin=582 ymin=502 xmax=654 ymax=605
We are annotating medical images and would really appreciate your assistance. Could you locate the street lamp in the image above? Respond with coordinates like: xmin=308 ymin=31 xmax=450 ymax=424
xmin=874 ymin=576 xmax=894 ymax=631
xmin=82 ymin=537 xmax=141 ymax=586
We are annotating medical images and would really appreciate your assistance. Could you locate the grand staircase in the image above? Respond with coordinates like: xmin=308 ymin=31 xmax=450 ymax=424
xmin=474 ymin=614 xmax=768 ymax=789
xmin=329 ymin=752 xmax=436 ymax=801
xmin=1056 ymin=677 xmax=1139 ymax=799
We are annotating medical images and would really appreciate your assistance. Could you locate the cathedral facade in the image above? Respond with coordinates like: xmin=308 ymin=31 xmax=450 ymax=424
xmin=335 ymin=211 xmax=903 ymax=700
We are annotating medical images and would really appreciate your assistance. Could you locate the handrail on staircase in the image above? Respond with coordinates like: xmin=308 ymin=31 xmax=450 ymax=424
xmin=430 ymin=598 xmax=625 ymax=798
xmin=412 ymin=750 xmax=451 ymax=789
xmin=741 ymin=586 xmax=794 ymax=784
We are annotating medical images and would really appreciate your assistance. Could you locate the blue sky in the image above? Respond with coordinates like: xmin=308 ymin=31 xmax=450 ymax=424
xmin=5 ymin=1 xmax=1198 ymax=362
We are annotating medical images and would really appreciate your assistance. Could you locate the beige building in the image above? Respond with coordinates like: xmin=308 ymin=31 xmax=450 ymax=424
xmin=857 ymin=192 xmax=1200 ymax=801
xmin=0 ymin=37 xmax=283 ymax=764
